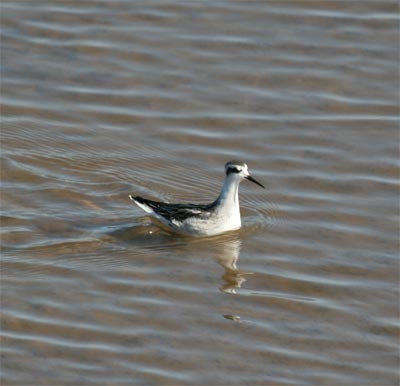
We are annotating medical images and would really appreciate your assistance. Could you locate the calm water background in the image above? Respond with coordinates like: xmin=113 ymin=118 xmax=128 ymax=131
xmin=1 ymin=1 xmax=399 ymax=385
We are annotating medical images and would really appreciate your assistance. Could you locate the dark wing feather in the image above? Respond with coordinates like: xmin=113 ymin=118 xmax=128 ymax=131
xmin=131 ymin=196 xmax=216 ymax=222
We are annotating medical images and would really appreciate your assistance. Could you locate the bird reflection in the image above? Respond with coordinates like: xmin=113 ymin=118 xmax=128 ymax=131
xmin=210 ymin=236 xmax=251 ymax=294
xmin=108 ymin=222 xmax=251 ymax=294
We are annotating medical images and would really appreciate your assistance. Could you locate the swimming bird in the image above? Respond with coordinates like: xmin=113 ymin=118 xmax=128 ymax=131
xmin=129 ymin=160 xmax=264 ymax=236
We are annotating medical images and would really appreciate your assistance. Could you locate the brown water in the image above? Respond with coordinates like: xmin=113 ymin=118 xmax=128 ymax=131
xmin=1 ymin=1 xmax=399 ymax=385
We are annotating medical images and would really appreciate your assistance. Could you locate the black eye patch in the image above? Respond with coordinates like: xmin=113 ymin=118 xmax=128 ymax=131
xmin=226 ymin=166 xmax=241 ymax=175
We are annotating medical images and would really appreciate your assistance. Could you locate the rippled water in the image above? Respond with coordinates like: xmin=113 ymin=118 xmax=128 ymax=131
xmin=1 ymin=1 xmax=399 ymax=385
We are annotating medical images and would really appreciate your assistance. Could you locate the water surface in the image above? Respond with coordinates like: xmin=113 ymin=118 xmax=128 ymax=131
xmin=1 ymin=1 xmax=399 ymax=385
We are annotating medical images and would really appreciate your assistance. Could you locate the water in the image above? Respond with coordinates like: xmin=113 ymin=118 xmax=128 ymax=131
xmin=1 ymin=1 xmax=399 ymax=385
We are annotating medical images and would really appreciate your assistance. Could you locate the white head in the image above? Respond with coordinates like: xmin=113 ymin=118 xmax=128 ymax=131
xmin=224 ymin=160 xmax=265 ymax=188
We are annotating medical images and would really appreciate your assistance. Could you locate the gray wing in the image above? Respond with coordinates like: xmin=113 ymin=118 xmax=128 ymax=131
xmin=131 ymin=196 xmax=215 ymax=222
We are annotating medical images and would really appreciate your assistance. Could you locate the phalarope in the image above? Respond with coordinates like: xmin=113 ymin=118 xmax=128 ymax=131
xmin=129 ymin=160 xmax=264 ymax=236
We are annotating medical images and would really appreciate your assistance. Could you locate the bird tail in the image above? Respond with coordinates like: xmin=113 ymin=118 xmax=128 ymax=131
xmin=129 ymin=195 xmax=154 ymax=214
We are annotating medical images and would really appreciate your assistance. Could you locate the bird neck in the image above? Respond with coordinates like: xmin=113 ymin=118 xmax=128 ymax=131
xmin=216 ymin=175 xmax=240 ymax=210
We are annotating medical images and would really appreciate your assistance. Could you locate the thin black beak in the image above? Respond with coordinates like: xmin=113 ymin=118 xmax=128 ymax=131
xmin=246 ymin=175 xmax=265 ymax=188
